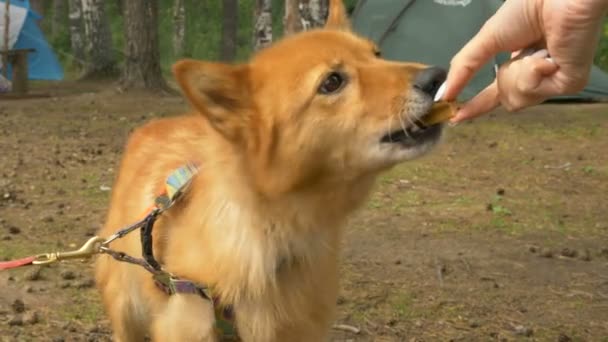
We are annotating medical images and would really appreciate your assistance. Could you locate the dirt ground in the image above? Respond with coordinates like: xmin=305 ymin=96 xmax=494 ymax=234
xmin=0 ymin=81 xmax=607 ymax=342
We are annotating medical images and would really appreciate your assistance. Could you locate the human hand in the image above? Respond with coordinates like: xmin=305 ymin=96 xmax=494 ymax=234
xmin=441 ymin=0 xmax=608 ymax=123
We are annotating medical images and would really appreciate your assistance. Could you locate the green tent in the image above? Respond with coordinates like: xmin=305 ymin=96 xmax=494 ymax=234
xmin=351 ymin=0 xmax=608 ymax=102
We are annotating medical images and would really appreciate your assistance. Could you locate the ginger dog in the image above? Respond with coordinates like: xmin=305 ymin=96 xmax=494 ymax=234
xmin=94 ymin=1 xmax=449 ymax=341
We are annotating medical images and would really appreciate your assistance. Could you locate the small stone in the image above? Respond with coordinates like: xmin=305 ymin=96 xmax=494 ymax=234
xmin=580 ymin=249 xmax=592 ymax=262
xmin=24 ymin=266 xmax=43 ymax=281
xmin=8 ymin=314 xmax=23 ymax=326
xmin=469 ymin=321 xmax=480 ymax=328
xmin=514 ymin=325 xmax=533 ymax=337
xmin=560 ymin=248 xmax=578 ymax=258
xmin=60 ymin=270 xmax=76 ymax=280
xmin=42 ymin=215 xmax=54 ymax=223
xmin=2 ymin=235 xmax=11 ymax=241
xmin=558 ymin=333 xmax=572 ymax=342
xmin=24 ymin=286 xmax=34 ymax=293
xmin=11 ymin=299 xmax=25 ymax=313
xmin=8 ymin=226 xmax=20 ymax=234
xmin=394 ymin=259 xmax=402 ymax=265
xmin=528 ymin=245 xmax=539 ymax=253
xmin=23 ymin=311 xmax=39 ymax=325
xmin=76 ymin=278 xmax=95 ymax=289
xmin=496 ymin=188 xmax=505 ymax=196
xmin=540 ymin=248 xmax=553 ymax=258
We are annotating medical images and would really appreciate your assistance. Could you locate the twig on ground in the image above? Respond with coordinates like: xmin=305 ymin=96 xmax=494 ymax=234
xmin=543 ymin=162 xmax=571 ymax=170
xmin=435 ymin=257 xmax=445 ymax=287
xmin=333 ymin=324 xmax=361 ymax=334
xmin=460 ymin=257 xmax=472 ymax=274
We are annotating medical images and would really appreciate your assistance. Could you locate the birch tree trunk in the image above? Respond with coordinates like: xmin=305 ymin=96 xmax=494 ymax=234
xmin=253 ymin=0 xmax=272 ymax=51
xmin=67 ymin=0 xmax=85 ymax=68
xmin=121 ymin=0 xmax=166 ymax=91
xmin=172 ymin=0 xmax=186 ymax=58
xmin=220 ymin=0 xmax=238 ymax=62
xmin=81 ymin=0 xmax=117 ymax=78
xmin=303 ymin=0 xmax=329 ymax=29
xmin=284 ymin=0 xmax=329 ymax=36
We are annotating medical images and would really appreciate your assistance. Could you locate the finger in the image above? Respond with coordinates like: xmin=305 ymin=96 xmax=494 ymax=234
xmin=444 ymin=1 xmax=543 ymax=101
xmin=450 ymin=81 xmax=500 ymax=123
xmin=444 ymin=28 xmax=500 ymax=101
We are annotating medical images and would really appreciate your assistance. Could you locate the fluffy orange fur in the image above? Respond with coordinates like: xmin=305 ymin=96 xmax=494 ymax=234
xmin=94 ymin=1 xmax=446 ymax=341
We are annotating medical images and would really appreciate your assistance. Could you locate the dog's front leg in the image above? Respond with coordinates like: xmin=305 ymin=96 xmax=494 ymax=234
xmin=151 ymin=294 xmax=218 ymax=342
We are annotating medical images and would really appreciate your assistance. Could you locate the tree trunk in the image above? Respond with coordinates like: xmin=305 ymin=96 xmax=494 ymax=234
xmin=172 ymin=0 xmax=186 ymax=58
xmin=121 ymin=0 xmax=167 ymax=91
xmin=115 ymin=0 xmax=123 ymax=16
xmin=304 ymin=0 xmax=329 ymax=29
xmin=67 ymin=0 xmax=85 ymax=68
xmin=220 ymin=0 xmax=238 ymax=62
xmin=29 ymin=0 xmax=44 ymax=16
xmin=284 ymin=0 xmax=329 ymax=36
xmin=253 ymin=0 xmax=272 ymax=51
xmin=3 ymin=0 xmax=9 ymax=78
xmin=51 ymin=0 xmax=65 ymax=41
xmin=81 ymin=0 xmax=117 ymax=79
xmin=283 ymin=0 xmax=302 ymax=36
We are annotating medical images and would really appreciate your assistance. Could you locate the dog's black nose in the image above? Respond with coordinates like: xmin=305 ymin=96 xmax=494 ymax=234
xmin=413 ymin=66 xmax=447 ymax=98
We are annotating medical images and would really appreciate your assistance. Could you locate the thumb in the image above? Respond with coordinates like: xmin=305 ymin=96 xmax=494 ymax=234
xmin=511 ymin=57 xmax=559 ymax=103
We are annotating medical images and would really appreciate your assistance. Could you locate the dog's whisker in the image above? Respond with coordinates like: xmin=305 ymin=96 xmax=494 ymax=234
xmin=398 ymin=112 xmax=412 ymax=140
xmin=387 ymin=114 xmax=395 ymax=142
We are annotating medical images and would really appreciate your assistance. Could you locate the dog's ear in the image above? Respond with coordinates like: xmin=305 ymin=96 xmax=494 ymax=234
xmin=325 ymin=0 xmax=351 ymax=31
xmin=173 ymin=59 xmax=250 ymax=142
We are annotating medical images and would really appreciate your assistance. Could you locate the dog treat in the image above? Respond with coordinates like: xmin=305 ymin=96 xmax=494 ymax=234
xmin=421 ymin=101 xmax=457 ymax=126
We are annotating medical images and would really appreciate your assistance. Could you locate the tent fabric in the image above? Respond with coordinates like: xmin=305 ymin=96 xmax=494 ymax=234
xmin=351 ymin=0 xmax=608 ymax=102
xmin=0 ymin=3 xmax=27 ymax=51
xmin=0 ymin=0 xmax=63 ymax=80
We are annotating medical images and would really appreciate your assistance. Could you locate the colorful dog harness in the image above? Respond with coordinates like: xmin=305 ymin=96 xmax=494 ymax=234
xmin=138 ymin=163 xmax=241 ymax=340
xmin=0 ymin=164 xmax=240 ymax=340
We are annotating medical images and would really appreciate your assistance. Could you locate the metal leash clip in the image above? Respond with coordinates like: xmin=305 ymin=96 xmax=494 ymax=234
xmin=32 ymin=236 xmax=106 ymax=265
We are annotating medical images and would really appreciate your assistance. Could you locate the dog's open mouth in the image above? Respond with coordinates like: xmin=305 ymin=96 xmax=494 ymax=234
xmin=380 ymin=120 xmax=442 ymax=147
xmin=380 ymin=101 xmax=455 ymax=147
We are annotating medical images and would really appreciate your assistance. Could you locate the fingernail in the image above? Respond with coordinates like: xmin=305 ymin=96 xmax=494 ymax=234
xmin=434 ymin=82 xmax=447 ymax=102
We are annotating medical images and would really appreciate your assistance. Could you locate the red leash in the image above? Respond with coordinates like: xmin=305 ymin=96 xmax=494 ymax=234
xmin=0 ymin=256 xmax=37 ymax=271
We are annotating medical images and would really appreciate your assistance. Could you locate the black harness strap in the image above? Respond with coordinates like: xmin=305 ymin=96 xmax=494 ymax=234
xmin=140 ymin=210 xmax=162 ymax=271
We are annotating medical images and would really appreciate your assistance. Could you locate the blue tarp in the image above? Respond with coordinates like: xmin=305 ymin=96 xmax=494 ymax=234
xmin=1 ymin=0 xmax=64 ymax=80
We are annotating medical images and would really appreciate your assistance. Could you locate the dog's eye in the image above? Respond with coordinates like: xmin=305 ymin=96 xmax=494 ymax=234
xmin=318 ymin=72 xmax=346 ymax=95
xmin=374 ymin=50 xmax=382 ymax=57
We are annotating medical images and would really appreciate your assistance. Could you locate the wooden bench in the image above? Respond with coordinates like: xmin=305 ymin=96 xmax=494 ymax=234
xmin=1 ymin=48 xmax=35 ymax=94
